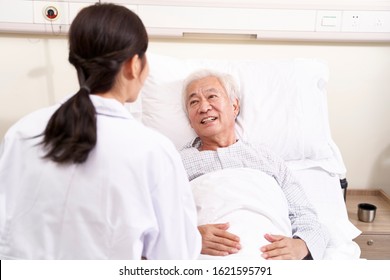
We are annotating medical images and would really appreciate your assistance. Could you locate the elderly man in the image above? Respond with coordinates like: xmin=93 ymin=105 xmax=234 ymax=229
xmin=180 ymin=69 xmax=329 ymax=260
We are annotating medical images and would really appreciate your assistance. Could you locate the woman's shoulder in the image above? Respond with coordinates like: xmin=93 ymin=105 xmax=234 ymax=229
xmin=115 ymin=120 xmax=180 ymax=153
xmin=4 ymin=105 xmax=60 ymax=139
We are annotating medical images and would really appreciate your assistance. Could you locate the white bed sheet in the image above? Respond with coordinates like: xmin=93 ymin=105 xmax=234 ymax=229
xmin=190 ymin=167 xmax=361 ymax=260
xmin=191 ymin=168 xmax=292 ymax=260
xmin=290 ymin=166 xmax=361 ymax=259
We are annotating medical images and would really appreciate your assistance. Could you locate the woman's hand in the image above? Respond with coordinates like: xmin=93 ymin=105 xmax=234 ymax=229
xmin=198 ymin=223 xmax=241 ymax=256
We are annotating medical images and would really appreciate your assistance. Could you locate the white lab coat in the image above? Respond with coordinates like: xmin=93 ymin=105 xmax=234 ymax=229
xmin=0 ymin=95 xmax=201 ymax=260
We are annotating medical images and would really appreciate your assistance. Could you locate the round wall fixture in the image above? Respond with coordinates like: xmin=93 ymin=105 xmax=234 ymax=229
xmin=43 ymin=6 xmax=59 ymax=21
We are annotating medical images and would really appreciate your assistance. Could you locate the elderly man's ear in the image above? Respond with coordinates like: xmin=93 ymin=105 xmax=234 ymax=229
xmin=233 ymin=98 xmax=240 ymax=118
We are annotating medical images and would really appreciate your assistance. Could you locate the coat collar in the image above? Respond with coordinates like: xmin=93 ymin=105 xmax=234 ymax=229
xmin=60 ymin=94 xmax=132 ymax=120
xmin=89 ymin=95 xmax=132 ymax=119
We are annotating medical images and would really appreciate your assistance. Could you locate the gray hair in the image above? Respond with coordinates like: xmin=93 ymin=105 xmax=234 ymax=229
xmin=181 ymin=69 xmax=240 ymax=117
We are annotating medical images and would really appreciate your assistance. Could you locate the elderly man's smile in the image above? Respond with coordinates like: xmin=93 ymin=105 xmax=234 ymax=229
xmin=200 ymin=116 xmax=217 ymax=124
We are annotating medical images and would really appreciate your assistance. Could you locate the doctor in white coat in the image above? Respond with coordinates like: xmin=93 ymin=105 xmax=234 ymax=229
xmin=0 ymin=3 xmax=201 ymax=260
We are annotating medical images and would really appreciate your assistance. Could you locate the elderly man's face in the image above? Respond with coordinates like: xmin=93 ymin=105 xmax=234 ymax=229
xmin=185 ymin=76 xmax=239 ymax=142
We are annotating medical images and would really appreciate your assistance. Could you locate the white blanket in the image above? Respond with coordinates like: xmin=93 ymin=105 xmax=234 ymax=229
xmin=191 ymin=168 xmax=292 ymax=259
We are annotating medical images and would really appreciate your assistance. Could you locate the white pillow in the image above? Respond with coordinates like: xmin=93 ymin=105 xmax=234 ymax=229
xmin=140 ymin=53 xmax=334 ymax=162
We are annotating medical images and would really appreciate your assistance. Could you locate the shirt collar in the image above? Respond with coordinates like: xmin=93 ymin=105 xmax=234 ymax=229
xmin=188 ymin=137 xmax=241 ymax=150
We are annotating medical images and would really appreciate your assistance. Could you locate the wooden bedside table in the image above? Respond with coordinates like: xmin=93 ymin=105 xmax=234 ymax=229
xmin=346 ymin=189 xmax=390 ymax=259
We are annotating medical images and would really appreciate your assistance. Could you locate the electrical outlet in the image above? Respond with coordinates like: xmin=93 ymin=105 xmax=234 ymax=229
xmin=33 ymin=1 xmax=69 ymax=24
xmin=351 ymin=15 xmax=359 ymax=28
xmin=342 ymin=11 xmax=390 ymax=32
xmin=341 ymin=11 xmax=361 ymax=32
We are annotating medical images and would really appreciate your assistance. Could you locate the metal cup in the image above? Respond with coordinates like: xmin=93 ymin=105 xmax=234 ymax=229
xmin=357 ymin=203 xmax=377 ymax=223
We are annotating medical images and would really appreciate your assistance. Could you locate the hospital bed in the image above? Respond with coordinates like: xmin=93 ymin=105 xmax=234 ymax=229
xmin=131 ymin=53 xmax=361 ymax=259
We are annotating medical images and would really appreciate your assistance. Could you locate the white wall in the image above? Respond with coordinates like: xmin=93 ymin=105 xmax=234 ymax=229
xmin=0 ymin=33 xmax=389 ymax=193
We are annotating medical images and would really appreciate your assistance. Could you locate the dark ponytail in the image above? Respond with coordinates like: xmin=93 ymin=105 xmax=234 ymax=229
xmin=42 ymin=88 xmax=96 ymax=163
xmin=42 ymin=3 xmax=148 ymax=164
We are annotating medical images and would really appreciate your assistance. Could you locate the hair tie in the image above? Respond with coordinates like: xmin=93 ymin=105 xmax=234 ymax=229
xmin=80 ymin=85 xmax=91 ymax=93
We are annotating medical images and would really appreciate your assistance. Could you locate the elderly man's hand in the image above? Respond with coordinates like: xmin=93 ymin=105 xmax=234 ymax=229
xmin=260 ymin=233 xmax=309 ymax=260
xmin=198 ymin=223 xmax=241 ymax=256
